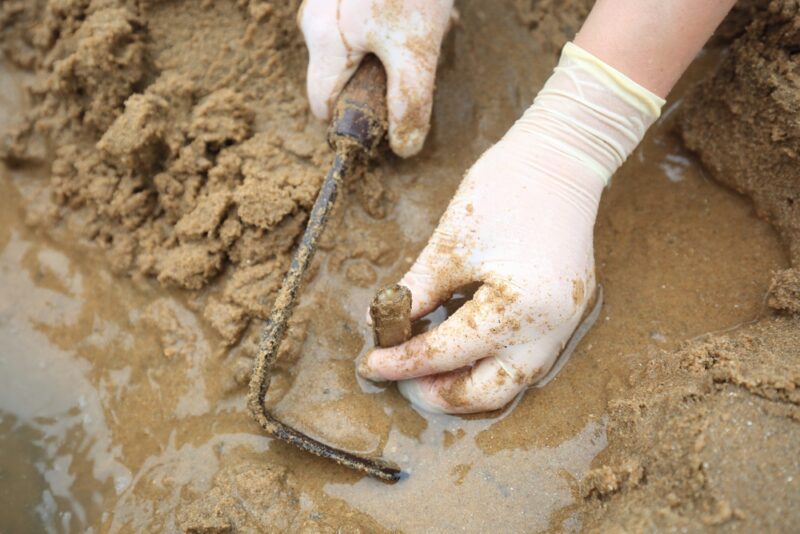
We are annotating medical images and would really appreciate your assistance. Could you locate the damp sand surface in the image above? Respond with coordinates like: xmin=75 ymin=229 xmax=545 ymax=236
xmin=0 ymin=3 xmax=791 ymax=533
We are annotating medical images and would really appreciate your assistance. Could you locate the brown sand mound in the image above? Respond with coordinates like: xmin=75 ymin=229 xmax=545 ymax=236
xmin=579 ymin=317 xmax=800 ymax=532
xmin=681 ymin=0 xmax=800 ymax=265
xmin=0 ymin=0 xmax=387 ymax=346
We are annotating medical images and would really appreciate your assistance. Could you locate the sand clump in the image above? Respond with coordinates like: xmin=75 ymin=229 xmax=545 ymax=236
xmin=176 ymin=456 xmax=386 ymax=534
xmin=579 ymin=318 xmax=799 ymax=532
xmin=681 ymin=0 xmax=800 ymax=265
xmin=1 ymin=0 xmax=388 ymax=347
xmin=768 ymin=267 xmax=800 ymax=314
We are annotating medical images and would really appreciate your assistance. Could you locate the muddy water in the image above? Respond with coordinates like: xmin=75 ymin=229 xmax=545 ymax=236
xmin=0 ymin=8 xmax=789 ymax=534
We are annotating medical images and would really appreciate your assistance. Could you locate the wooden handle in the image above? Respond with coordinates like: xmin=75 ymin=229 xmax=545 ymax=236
xmin=328 ymin=54 xmax=388 ymax=154
xmin=337 ymin=55 xmax=388 ymax=116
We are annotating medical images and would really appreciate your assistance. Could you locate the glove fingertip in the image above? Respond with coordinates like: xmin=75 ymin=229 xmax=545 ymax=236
xmin=380 ymin=51 xmax=435 ymax=158
xmin=308 ymin=92 xmax=331 ymax=121
xmin=357 ymin=350 xmax=386 ymax=382
xmin=388 ymin=123 xmax=428 ymax=158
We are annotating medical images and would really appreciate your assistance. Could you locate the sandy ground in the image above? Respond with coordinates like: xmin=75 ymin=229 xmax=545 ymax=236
xmin=575 ymin=3 xmax=800 ymax=531
xmin=0 ymin=0 xmax=798 ymax=532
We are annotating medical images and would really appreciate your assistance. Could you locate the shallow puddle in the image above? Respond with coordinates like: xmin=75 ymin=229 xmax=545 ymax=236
xmin=0 ymin=3 xmax=789 ymax=532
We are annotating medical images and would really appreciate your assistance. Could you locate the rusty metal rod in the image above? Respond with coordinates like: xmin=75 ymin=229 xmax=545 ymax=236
xmin=247 ymin=56 xmax=401 ymax=482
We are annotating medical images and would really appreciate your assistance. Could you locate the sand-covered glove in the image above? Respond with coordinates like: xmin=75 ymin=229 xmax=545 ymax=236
xmin=359 ymin=43 xmax=665 ymax=413
xmin=298 ymin=0 xmax=454 ymax=157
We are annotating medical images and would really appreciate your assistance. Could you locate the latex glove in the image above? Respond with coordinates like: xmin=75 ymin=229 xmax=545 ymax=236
xmin=359 ymin=43 xmax=665 ymax=413
xmin=298 ymin=0 xmax=454 ymax=157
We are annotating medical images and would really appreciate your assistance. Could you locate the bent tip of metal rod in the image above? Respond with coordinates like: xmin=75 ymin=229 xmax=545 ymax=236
xmin=372 ymin=463 xmax=404 ymax=483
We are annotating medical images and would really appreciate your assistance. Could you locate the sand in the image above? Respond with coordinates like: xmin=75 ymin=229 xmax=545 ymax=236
xmin=0 ymin=0 xmax=372 ymax=349
xmin=575 ymin=2 xmax=800 ymax=531
xmin=0 ymin=0 xmax=798 ymax=532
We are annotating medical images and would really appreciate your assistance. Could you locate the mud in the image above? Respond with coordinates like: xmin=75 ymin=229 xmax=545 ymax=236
xmin=0 ymin=0 xmax=798 ymax=532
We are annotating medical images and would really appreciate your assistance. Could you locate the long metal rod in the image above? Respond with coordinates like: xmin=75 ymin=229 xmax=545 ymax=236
xmin=247 ymin=148 xmax=402 ymax=482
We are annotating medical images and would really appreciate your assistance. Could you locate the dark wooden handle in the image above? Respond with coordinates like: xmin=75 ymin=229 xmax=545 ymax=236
xmin=338 ymin=55 xmax=388 ymax=115
xmin=329 ymin=54 xmax=388 ymax=154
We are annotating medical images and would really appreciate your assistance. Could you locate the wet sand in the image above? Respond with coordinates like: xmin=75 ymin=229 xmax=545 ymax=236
xmin=0 ymin=1 xmax=796 ymax=532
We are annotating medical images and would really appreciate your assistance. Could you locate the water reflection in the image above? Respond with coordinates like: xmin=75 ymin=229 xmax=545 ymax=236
xmin=0 ymin=232 xmax=130 ymax=532
xmin=327 ymin=405 xmax=606 ymax=532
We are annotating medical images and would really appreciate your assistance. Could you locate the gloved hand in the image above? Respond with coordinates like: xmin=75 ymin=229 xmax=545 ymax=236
xmin=298 ymin=0 xmax=454 ymax=158
xmin=358 ymin=43 xmax=665 ymax=413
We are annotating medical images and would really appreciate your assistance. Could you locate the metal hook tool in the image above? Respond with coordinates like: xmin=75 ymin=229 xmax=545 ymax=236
xmin=247 ymin=55 xmax=402 ymax=482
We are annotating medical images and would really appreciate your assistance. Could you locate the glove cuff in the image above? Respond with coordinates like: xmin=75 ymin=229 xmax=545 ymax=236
xmin=561 ymin=42 xmax=666 ymax=120
xmin=511 ymin=42 xmax=666 ymax=186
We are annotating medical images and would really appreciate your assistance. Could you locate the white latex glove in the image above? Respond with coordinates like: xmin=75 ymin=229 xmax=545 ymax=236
xmin=298 ymin=0 xmax=454 ymax=157
xmin=359 ymin=43 xmax=665 ymax=413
